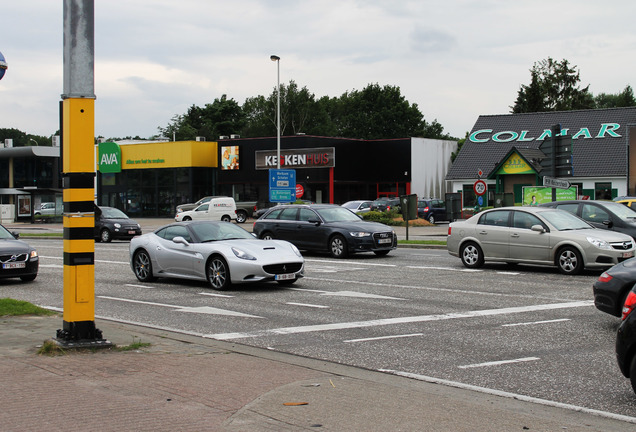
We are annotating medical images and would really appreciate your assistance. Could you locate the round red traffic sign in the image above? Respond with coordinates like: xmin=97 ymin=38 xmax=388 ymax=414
xmin=473 ymin=179 xmax=486 ymax=196
xmin=296 ymin=184 xmax=304 ymax=198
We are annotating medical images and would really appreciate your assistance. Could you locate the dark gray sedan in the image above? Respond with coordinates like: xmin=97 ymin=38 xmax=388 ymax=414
xmin=252 ymin=204 xmax=397 ymax=258
xmin=0 ymin=224 xmax=38 ymax=282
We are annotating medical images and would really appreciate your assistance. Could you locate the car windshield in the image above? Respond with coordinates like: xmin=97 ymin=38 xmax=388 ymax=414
xmin=190 ymin=222 xmax=254 ymax=242
xmin=316 ymin=207 xmax=362 ymax=222
xmin=0 ymin=224 xmax=15 ymax=240
xmin=540 ymin=209 xmax=593 ymax=231
xmin=605 ymin=201 xmax=636 ymax=220
xmin=101 ymin=207 xmax=129 ymax=219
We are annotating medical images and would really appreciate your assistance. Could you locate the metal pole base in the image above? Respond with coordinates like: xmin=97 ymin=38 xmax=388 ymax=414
xmin=55 ymin=320 xmax=112 ymax=349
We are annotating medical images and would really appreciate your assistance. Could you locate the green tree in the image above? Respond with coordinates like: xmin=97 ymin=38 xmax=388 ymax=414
xmin=0 ymin=128 xmax=51 ymax=146
xmin=594 ymin=85 xmax=636 ymax=108
xmin=511 ymin=58 xmax=595 ymax=113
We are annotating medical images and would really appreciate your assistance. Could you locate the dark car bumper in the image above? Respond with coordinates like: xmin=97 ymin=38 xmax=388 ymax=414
xmin=617 ymin=311 xmax=636 ymax=377
xmin=0 ymin=257 xmax=39 ymax=279
xmin=593 ymin=278 xmax=634 ymax=317
xmin=347 ymin=231 xmax=397 ymax=253
xmin=112 ymin=227 xmax=142 ymax=240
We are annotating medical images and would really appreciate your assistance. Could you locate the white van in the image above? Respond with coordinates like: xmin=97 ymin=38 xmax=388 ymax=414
xmin=175 ymin=197 xmax=237 ymax=222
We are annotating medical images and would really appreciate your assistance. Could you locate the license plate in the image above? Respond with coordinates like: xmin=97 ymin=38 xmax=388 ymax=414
xmin=128 ymin=230 xmax=136 ymax=235
xmin=275 ymin=273 xmax=295 ymax=281
xmin=3 ymin=262 xmax=25 ymax=269
xmin=623 ymin=251 xmax=634 ymax=258
xmin=378 ymin=238 xmax=392 ymax=244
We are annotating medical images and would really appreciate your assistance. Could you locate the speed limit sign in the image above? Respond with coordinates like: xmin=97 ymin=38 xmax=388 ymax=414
xmin=473 ymin=179 xmax=486 ymax=196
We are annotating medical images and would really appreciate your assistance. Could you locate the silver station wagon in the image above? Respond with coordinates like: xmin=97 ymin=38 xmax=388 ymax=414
xmin=447 ymin=206 xmax=635 ymax=275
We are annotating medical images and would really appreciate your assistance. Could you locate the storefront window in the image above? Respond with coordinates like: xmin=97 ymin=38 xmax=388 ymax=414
xmin=594 ymin=182 xmax=612 ymax=200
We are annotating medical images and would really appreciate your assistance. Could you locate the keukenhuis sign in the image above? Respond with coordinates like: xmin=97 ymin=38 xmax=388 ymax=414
xmin=469 ymin=123 xmax=622 ymax=143
xmin=255 ymin=147 xmax=335 ymax=169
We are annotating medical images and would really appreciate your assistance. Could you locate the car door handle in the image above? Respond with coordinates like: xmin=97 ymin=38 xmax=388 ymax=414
xmin=478 ymin=230 xmax=488 ymax=235
xmin=511 ymin=233 xmax=520 ymax=238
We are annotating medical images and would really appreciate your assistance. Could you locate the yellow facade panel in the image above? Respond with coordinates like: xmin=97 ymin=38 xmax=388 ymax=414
xmin=117 ymin=141 xmax=218 ymax=170
xmin=62 ymin=98 xmax=95 ymax=173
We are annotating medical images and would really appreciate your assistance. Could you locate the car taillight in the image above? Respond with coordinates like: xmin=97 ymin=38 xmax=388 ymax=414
xmin=622 ymin=291 xmax=636 ymax=320
xmin=448 ymin=226 xmax=452 ymax=236
xmin=424 ymin=206 xmax=430 ymax=212
xmin=387 ymin=205 xmax=391 ymax=210
xmin=597 ymin=272 xmax=613 ymax=283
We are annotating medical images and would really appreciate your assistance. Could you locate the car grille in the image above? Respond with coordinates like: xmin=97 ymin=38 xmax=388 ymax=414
xmin=263 ymin=262 xmax=303 ymax=274
xmin=610 ymin=240 xmax=634 ymax=251
xmin=373 ymin=231 xmax=395 ymax=247
xmin=0 ymin=253 xmax=28 ymax=263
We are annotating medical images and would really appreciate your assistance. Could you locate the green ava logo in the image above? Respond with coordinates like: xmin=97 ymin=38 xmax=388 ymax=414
xmin=99 ymin=142 xmax=121 ymax=173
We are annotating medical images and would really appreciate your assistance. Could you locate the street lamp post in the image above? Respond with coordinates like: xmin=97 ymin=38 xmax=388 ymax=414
xmin=270 ymin=55 xmax=281 ymax=169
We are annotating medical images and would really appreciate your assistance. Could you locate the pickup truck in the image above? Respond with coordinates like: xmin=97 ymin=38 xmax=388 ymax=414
xmin=175 ymin=196 xmax=256 ymax=223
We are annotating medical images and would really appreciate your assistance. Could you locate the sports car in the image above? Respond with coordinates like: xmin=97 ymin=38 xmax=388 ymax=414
xmin=129 ymin=221 xmax=304 ymax=290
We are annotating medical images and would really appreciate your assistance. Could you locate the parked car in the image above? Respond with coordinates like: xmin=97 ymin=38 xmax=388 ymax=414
xmin=0 ymin=223 xmax=38 ymax=281
xmin=417 ymin=198 xmax=448 ymax=224
xmin=539 ymin=200 xmax=636 ymax=241
xmin=447 ymin=206 xmax=635 ymax=275
xmin=176 ymin=196 xmax=254 ymax=223
xmin=175 ymin=197 xmax=237 ymax=222
xmin=129 ymin=220 xmax=304 ymax=290
xmin=370 ymin=197 xmax=400 ymax=212
xmin=616 ymin=198 xmax=636 ymax=209
xmin=34 ymin=202 xmax=57 ymax=216
xmin=253 ymin=204 xmax=397 ymax=258
xmin=342 ymin=200 xmax=372 ymax=214
xmin=615 ymin=287 xmax=636 ymax=393
xmin=593 ymin=258 xmax=636 ymax=317
xmin=254 ymin=200 xmax=315 ymax=219
xmin=95 ymin=206 xmax=142 ymax=243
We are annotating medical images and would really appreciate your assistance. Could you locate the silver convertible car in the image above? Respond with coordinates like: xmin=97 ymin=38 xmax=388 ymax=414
xmin=129 ymin=221 xmax=304 ymax=290
xmin=447 ymin=206 xmax=635 ymax=275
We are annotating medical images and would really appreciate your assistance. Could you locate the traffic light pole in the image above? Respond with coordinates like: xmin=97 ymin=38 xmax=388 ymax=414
xmin=56 ymin=0 xmax=109 ymax=348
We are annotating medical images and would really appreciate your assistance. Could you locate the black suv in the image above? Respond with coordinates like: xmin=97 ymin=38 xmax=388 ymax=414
xmin=540 ymin=200 xmax=636 ymax=241
xmin=417 ymin=198 xmax=448 ymax=224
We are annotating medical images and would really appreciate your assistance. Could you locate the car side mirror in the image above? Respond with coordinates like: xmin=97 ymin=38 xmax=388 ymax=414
xmin=12 ymin=231 xmax=19 ymax=239
xmin=531 ymin=225 xmax=545 ymax=233
xmin=308 ymin=218 xmax=321 ymax=226
xmin=173 ymin=236 xmax=190 ymax=245
xmin=603 ymin=220 xmax=613 ymax=229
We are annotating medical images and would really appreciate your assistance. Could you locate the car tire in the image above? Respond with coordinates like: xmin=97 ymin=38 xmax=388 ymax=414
xmin=629 ymin=355 xmax=636 ymax=394
xmin=428 ymin=215 xmax=436 ymax=224
xmin=133 ymin=249 xmax=156 ymax=282
xmin=207 ymin=255 xmax=231 ymax=290
xmin=100 ymin=228 xmax=112 ymax=243
xmin=557 ymin=246 xmax=583 ymax=275
xmin=20 ymin=274 xmax=37 ymax=282
xmin=260 ymin=231 xmax=274 ymax=240
xmin=460 ymin=242 xmax=484 ymax=269
xmin=221 ymin=215 xmax=231 ymax=222
xmin=329 ymin=235 xmax=348 ymax=258
xmin=236 ymin=210 xmax=247 ymax=224
xmin=374 ymin=250 xmax=390 ymax=256
xmin=182 ymin=216 xmax=192 ymax=221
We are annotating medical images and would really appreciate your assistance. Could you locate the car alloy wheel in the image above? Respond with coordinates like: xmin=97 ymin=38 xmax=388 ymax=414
xmin=207 ymin=256 xmax=230 ymax=290
xmin=460 ymin=242 xmax=484 ymax=268
xmin=236 ymin=210 xmax=247 ymax=223
xmin=133 ymin=250 xmax=156 ymax=282
xmin=330 ymin=235 xmax=348 ymax=258
xmin=100 ymin=229 xmax=112 ymax=243
xmin=557 ymin=246 xmax=583 ymax=275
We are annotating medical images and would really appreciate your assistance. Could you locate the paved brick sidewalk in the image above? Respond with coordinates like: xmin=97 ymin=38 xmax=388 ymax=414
xmin=1 ymin=314 xmax=633 ymax=431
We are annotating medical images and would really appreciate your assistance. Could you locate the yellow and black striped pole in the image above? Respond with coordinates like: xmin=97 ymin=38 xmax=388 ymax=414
xmin=56 ymin=0 xmax=109 ymax=347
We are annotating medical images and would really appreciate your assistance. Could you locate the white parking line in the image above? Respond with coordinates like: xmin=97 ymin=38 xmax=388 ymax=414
xmin=125 ymin=283 xmax=155 ymax=289
xmin=458 ymin=357 xmax=540 ymax=369
xmin=98 ymin=295 xmax=261 ymax=317
xmin=344 ymin=333 xmax=423 ymax=343
xmin=305 ymin=258 xmax=396 ymax=267
xmin=407 ymin=265 xmax=482 ymax=272
xmin=286 ymin=302 xmax=329 ymax=309
xmin=207 ymin=301 xmax=592 ymax=340
xmin=502 ymin=318 xmax=570 ymax=327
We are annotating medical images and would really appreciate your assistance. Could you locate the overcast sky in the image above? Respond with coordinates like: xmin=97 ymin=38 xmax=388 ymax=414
xmin=1 ymin=1 xmax=635 ymax=141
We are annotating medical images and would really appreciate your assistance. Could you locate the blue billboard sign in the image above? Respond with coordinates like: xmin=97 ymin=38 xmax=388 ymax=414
xmin=269 ymin=169 xmax=296 ymax=203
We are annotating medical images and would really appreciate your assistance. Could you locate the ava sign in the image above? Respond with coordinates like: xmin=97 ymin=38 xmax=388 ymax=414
xmin=98 ymin=142 xmax=122 ymax=173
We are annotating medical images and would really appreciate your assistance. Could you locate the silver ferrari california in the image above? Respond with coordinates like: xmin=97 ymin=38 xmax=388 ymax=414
xmin=129 ymin=221 xmax=304 ymax=290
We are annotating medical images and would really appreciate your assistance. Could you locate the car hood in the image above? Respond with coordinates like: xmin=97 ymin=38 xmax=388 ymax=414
xmin=0 ymin=238 xmax=34 ymax=254
xmin=569 ymin=228 xmax=634 ymax=243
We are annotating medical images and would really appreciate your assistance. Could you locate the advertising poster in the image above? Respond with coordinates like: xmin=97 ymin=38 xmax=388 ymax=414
xmin=221 ymin=146 xmax=239 ymax=170
xmin=18 ymin=195 xmax=31 ymax=217
xmin=522 ymin=186 xmax=577 ymax=206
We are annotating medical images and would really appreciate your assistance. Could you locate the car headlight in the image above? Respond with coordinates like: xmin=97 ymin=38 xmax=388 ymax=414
xmin=29 ymin=250 xmax=38 ymax=259
xmin=290 ymin=243 xmax=302 ymax=257
xmin=350 ymin=232 xmax=371 ymax=238
xmin=232 ymin=247 xmax=256 ymax=260
xmin=587 ymin=237 xmax=612 ymax=250
xmin=114 ymin=223 xmax=121 ymax=228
